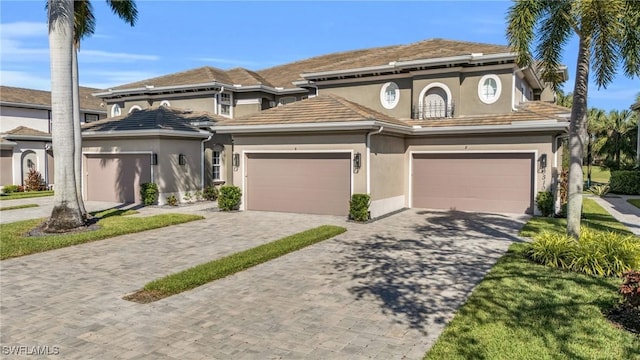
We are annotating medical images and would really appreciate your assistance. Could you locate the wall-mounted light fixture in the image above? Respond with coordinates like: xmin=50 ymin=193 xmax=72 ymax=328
xmin=232 ymin=153 xmax=240 ymax=167
xmin=151 ymin=153 xmax=158 ymax=166
xmin=353 ymin=152 xmax=361 ymax=170
xmin=538 ymin=154 xmax=547 ymax=170
xmin=179 ymin=154 xmax=186 ymax=166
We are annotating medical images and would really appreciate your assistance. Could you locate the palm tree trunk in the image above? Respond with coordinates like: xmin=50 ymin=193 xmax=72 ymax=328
xmin=45 ymin=0 xmax=84 ymax=231
xmin=567 ymin=35 xmax=591 ymax=238
xmin=72 ymin=47 xmax=88 ymax=218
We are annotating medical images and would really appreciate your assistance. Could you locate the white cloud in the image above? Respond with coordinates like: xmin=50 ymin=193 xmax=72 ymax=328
xmin=78 ymin=49 xmax=159 ymax=63
xmin=0 ymin=21 xmax=47 ymax=39
xmin=80 ymin=70 xmax=162 ymax=89
xmin=192 ymin=57 xmax=273 ymax=68
xmin=0 ymin=70 xmax=51 ymax=91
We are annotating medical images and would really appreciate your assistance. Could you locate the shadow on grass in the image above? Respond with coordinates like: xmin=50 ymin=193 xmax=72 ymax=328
xmin=332 ymin=210 xmax=527 ymax=336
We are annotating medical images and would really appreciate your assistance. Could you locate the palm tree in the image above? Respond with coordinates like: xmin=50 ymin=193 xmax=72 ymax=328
xmin=556 ymin=89 xmax=573 ymax=108
xmin=591 ymin=110 xmax=637 ymax=170
xmin=507 ymin=0 xmax=640 ymax=238
xmin=45 ymin=0 xmax=83 ymax=231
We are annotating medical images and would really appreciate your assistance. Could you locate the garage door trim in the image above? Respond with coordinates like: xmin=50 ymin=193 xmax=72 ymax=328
xmin=240 ymin=150 xmax=354 ymax=211
xmin=82 ymin=151 xmax=155 ymax=201
xmin=408 ymin=149 xmax=538 ymax=209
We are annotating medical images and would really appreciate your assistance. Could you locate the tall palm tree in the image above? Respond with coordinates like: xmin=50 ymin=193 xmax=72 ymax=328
xmin=45 ymin=0 xmax=83 ymax=231
xmin=507 ymin=0 xmax=640 ymax=238
xmin=556 ymin=89 xmax=573 ymax=108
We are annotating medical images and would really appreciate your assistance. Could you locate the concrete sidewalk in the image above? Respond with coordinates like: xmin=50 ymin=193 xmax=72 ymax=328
xmin=591 ymin=195 xmax=640 ymax=235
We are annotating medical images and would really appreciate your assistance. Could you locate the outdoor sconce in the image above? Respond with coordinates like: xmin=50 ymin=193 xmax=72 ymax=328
xmin=179 ymin=154 xmax=186 ymax=166
xmin=353 ymin=152 xmax=361 ymax=170
xmin=538 ymin=154 xmax=547 ymax=170
xmin=151 ymin=153 xmax=158 ymax=166
xmin=233 ymin=153 xmax=240 ymax=167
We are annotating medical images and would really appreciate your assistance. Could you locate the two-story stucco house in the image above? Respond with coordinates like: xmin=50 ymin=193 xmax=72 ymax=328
xmin=0 ymin=86 xmax=106 ymax=188
xmin=90 ymin=38 xmax=570 ymax=216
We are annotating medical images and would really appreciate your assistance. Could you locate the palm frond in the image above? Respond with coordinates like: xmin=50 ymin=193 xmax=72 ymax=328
xmin=506 ymin=0 xmax=544 ymax=68
xmin=620 ymin=0 xmax=640 ymax=78
xmin=106 ymin=0 xmax=137 ymax=26
xmin=74 ymin=0 xmax=95 ymax=45
xmin=586 ymin=0 xmax=624 ymax=88
xmin=536 ymin=0 xmax=573 ymax=90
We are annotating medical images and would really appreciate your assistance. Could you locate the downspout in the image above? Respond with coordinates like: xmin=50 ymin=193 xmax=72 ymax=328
xmin=366 ymin=126 xmax=383 ymax=194
xmin=512 ymin=70 xmax=518 ymax=111
xmin=201 ymin=133 xmax=212 ymax=189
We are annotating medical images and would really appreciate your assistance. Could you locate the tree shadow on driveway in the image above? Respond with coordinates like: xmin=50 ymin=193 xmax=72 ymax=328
xmin=333 ymin=209 xmax=528 ymax=334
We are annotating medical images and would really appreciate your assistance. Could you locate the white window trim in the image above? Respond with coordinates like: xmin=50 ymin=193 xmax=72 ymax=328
xmin=111 ymin=104 xmax=121 ymax=117
xmin=380 ymin=82 xmax=400 ymax=109
xmin=218 ymin=92 xmax=233 ymax=118
xmin=129 ymin=105 xmax=142 ymax=113
xmin=478 ymin=74 xmax=502 ymax=105
xmin=160 ymin=100 xmax=171 ymax=107
xmin=212 ymin=149 xmax=223 ymax=181
xmin=418 ymin=82 xmax=453 ymax=109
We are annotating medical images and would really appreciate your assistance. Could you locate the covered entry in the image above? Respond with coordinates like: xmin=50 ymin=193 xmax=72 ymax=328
xmin=246 ymin=152 xmax=351 ymax=215
xmin=412 ymin=152 xmax=535 ymax=214
xmin=85 ymin=153 xmax=151 ymax=203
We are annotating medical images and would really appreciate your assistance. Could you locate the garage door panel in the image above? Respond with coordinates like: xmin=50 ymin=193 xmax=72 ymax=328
xmin=247 ymin=153 xmax=350 ymax=216
xmin=412 ymin=153 xmax=534 ymax=214
xmin=86 ymin=154 xmax=151 ymax=203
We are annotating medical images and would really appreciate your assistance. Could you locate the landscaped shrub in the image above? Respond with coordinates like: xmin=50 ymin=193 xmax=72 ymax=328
xmin=535 ymin=191 xmax=554 ymax=217
xmin=218 ymin=185 xmax=241 ymax=211
xmin=203 ymin=185 xmax=219 ymax=201
xmin=166 ymin=194 xmax=178 ymax=206
xmin=24 ymin=169 xmax=45 ymax=191
xmin=609 ymin=170 xmax=640 ymax=195
xmin=589 ymin=183 xmax=610 ymax=197
xmin=620 ymin=271 xmax=640 ymax=308
xmin=2 ymin=185 xmax=22 ymax=194
xmin=140 ymin=182 xmax=158 ymax=206
xmin=183 ymin=192 xmax=193 ymax=203
xmin=528 ymin=228 xmax=640 ymax=277
xmin=349 ymin=193 xmax=371 ymax=222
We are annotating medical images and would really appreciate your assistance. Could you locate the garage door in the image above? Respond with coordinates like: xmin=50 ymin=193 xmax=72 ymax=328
xmin=412 ymin=153 xmax=534 ymax=214
xmin=246 ymin=153 xmax=351 ymax=215
xmin=85 ymin=154 xmax=151 ymax=203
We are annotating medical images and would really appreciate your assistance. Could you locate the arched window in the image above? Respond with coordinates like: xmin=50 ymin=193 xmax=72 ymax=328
xmin=418 ymin=82 xmax=453 ymax=118
xmin=129 ymin=105 xmax=142 ymax=113
xmin=111 ymin=104 xmax=121 ymax=117
xmin=478 ymin=74 xmax=502 ymax=104
xmin=160 ymin=100 xmax=171 ymax=107
xmin=21 ymin=150 xmax=37 ymax=185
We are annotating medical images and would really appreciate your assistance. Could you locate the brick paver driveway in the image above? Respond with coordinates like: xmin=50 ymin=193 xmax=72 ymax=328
xmin=0 ymin=208 xmax=528 ymax=359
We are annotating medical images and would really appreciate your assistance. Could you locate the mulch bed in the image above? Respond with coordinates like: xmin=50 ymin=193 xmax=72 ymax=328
xmin=123 ymin=290 xmax=167 ymax=304
xmin=607 ymin=304 xmax=640 ymax=335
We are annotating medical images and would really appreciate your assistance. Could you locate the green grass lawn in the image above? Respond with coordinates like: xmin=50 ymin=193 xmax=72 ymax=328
xmin=0 ymin=190 xmax=54 ymax=200
xmin=628 ymin=199 xmax=640 ymax=209
xmin=0 ymin=204 xmax=38 ymax=211
xmin=583 ymin=165 xmax=611 ymax=184
xmin=125 ymin=225 xmax=347 ymax=303
xmin=426 ymin=198 xmax=640 ymax=359
xmin=0 ymin=209 xmax=203 ymax=260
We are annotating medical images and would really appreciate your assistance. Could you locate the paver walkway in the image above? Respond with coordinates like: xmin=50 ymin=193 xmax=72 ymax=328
xmin=0 ymin=208 xmax=528 ymax=359
xmin=0 ymin=196 xmax=122 ymax=224
xmin=591 ymin=195 xmax=640 ymax=235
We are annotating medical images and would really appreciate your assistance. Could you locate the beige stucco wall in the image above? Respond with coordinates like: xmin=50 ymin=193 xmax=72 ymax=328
xmin=0 ymin=106 xmax=49 ymax=133
xmin=405 ymin=133 xmax=557 ymax=211
xmin=82 ymin=137 xmax=203 ymax=204
xmin=457 ymin=69 xmax=514 ymax=115
xmin=321 ymin=78 xmax=413 ymax=119
xmin=203 ymin=134 xmax=231 ymax=186
xmin=369 ymin=134 xmax=406 ymax=217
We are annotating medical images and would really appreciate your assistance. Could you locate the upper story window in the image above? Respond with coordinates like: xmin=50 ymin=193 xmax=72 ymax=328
xmin=129 ymin=105 xmax=142 ymax=113
xmin=219 ymin=93 xmax=231 ymax=117
xmin=84 ymin=113 xmax=99 ymax=123
xmin=478 ymin=74 xmax=502 ymax=104
xmin=380 ymin=82 xmax=400 ymax=109
xmin=160 ymin=100 xmax=171 ymax=107
xmin=111 ymin=104 xmax=121 ymax=117
xmin=415 ymin=82 xmax=453 ymax=119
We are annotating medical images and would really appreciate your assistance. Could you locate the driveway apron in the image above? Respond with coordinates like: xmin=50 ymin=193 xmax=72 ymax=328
xmin=0 ymin=209 xmax=527 ymax=359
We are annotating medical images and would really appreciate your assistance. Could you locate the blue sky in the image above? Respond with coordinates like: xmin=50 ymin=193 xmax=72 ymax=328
xmin=1 ymin=0 xmax=638 ymax=111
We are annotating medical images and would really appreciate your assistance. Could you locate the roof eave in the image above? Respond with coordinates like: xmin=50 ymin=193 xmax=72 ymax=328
xmin=82 ymin=129 xmax=211 ymax=139
xmin=411 ymin=121 xmax=569 ymax=135
xmin=212 ymin=121 xmax=384 ymax=134
xmin=2 ymin=134 xmax=52 ymax=141
xmin=0 ymin=140 xmax=18 ymax=149
xmin=0 ymin=101 xmax=106 ymax=114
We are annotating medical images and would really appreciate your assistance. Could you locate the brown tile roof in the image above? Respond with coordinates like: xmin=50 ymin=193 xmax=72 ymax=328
xmin=0 ymin=85 xmax=105 ymax=111
xmin=405 ymin=101 xmax=570 ymax=127
xmin=225 ymin=68 xmax=274 ymax=87
xmin=112 ymin=66 xmax=233 ymax=90
xmin=82 ymin=106 xmax=220 ymax=134
xmin=216 ymin=94 xmax=409 ymax=127
xmin=257 ymin=39 xmax=512 ymax=87
xmin=2 ymin=126 xmax=51 ymax=138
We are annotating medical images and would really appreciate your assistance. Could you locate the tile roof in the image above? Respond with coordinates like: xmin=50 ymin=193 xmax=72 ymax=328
xmin=82 ymin=107 xmax=220 ymax=134
xmin=225 ymin=68 xmax=274 ymax=87
xmin=2 ymin=126 xmax=51 ymax=138
xmin=216 ymin=94 xmax=409 ymax=127
xmin=0 ymin=85 xmax=105 ymax=111
xmin=112 ymin=66 xmax=232 ymax=90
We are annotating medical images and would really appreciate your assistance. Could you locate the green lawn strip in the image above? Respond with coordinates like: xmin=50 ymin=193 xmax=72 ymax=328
xmin=425 ymin=243 xmax=640 ymax=360
xmin=126 ymin=225 xmax=347 ymax=303
xmin=0 ymin=204 xmax=38 ymax=211
xmin=519 ymin=198 xmax=632 ymax=237
xmin=583 ymin=165 xmax=611 ymax=184
xmin=0 ymin=191 xmax=54 ymax=200
xmin=0 ymin=209 xmax=203 ymax=260
xmin=627 ymin=198 xmax=640 ymax=209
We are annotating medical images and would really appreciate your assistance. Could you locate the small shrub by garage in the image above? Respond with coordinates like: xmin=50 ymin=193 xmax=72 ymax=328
xmin=2 ymin=185 xmax=22 ymax=194
xmin=218 ymin=185 xmax=241 ymax=211
xmin=140 ymin=182 xmax=159 ymax=206
xmin=24 ymin=169 xmax=46 ymax=191
xmin=203 ymin=185 xmax=219 ymax=201
xmin=535 ymin=191 xmax=554 ymax=217
xmin=609 ymin=170 xmax=640 ymax=195
xmin=349 ymin=193 xmax=371 ymax=222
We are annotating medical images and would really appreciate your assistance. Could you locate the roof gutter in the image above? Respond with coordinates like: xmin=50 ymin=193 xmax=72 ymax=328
xmin=82 ymin=129 xmax=211 ymax=139
xmin=366 ymin=126 xmax=383 ymax=194
xmin=94 ymin=82 xmax=306 ymax=98
xmin=212 ymin=120 xmax=411 ymax=135
xmin=412 ymin=121 xmax=569 ymax=135
xmin=2 ymin=135 xmax=52 ymax=141
xmin=0 ymin=101 xmax=106 ymax=114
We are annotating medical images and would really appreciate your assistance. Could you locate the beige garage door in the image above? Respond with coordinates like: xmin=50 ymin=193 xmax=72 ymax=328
xmin=412 ymin=153 xmax=534 ymax=214
xmin=246 ymin=153 xmax=351 ymax=215
xmin=85 ymin=154 xmax=151 ymax=203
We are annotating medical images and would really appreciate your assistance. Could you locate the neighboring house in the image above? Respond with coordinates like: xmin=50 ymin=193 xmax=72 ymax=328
xmin=93 ymin=38 xmax=570 ymax=216
xmin=0 ymin=86 xmax=106 ymax=188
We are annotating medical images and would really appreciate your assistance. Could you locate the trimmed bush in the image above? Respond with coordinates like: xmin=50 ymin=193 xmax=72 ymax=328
xmin=140 ymin=182 xmax=159 ymax=206
xmin=166 ymin=194 xmax=178 ymax=206
xmin=528 ymin=228 xmax=640 ymax=277
xmin=535 ymin=191 xmax=554 ymax=217
xmin=609 ymin=170 xmax=640 ymax=195
xmin=2 ymin=185 xmax=22 ymax=194
xmin=620 ymin=271 xmax=640 ymax=308
xmin=24 ymin=169 xmax=45 ymax=191
xmin=218 ymin=185 xmax=241 ymax=211
xmin=203 ymin=185 xmax=219 ymax=201
xmin=349 ymin=193 xmax=371 ymax=222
